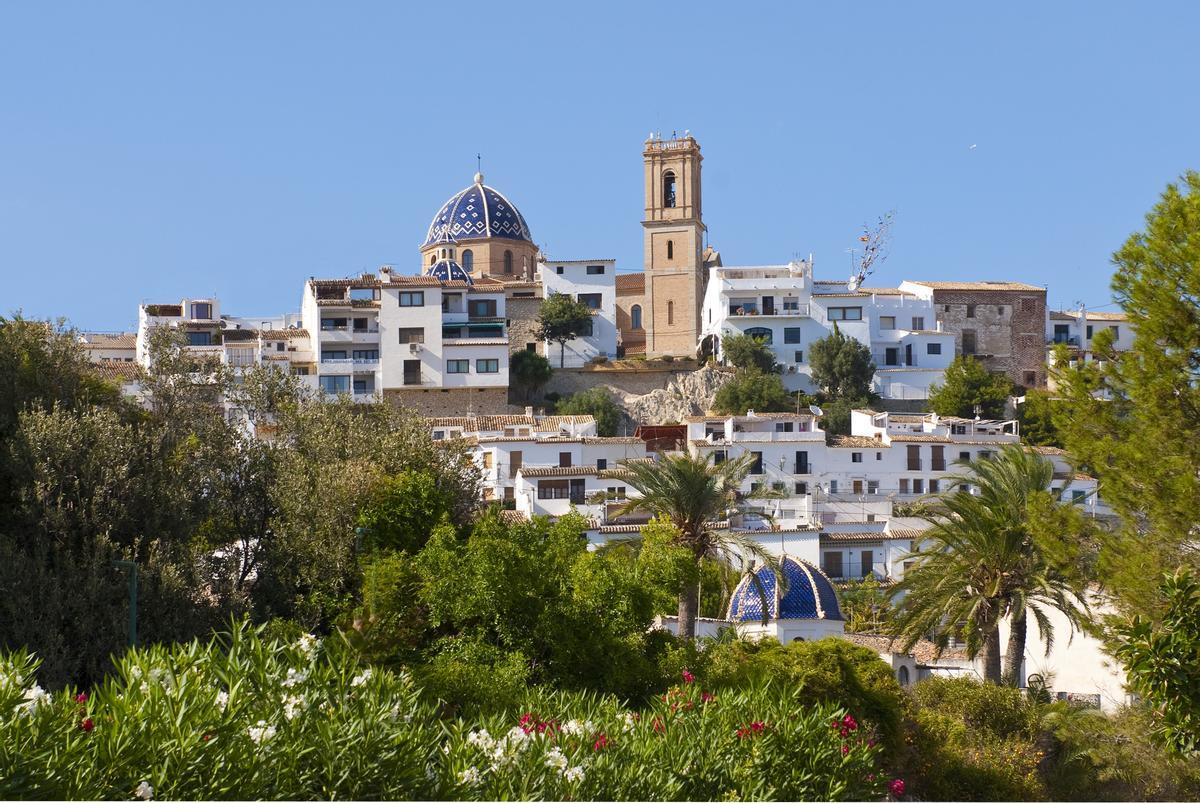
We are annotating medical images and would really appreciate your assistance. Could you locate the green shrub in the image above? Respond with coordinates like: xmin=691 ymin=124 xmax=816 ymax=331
xmin=703 ymin=637 xmax=906 ymax=750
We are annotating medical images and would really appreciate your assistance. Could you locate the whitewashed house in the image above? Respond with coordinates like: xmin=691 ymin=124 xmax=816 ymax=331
xmin=539 ymin=258 xmax=618 ymax=366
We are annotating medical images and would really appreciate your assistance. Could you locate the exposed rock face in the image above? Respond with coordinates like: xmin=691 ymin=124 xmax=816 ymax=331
xmin=605 ymin=365 xmax=733 ymax=424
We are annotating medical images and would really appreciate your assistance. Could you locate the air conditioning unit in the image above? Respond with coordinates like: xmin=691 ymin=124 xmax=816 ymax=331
xmin=409 ymin=343 xmax=422 ymax=353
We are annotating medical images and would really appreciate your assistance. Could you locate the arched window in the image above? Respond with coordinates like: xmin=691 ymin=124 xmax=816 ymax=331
xmin=429 ymin=254 xmax=436 ymax=266
xmin=666 ymin=240 xmax=674 ymax=260
xmin=504 ymin=250 xmax=513 ymax=274
xmin=897 ymin=665 xmax=911 ymax=686
xmin=662 ymin=170 xmax=677 ymax=208
xmin=462 ymin=249 xmax=473 ymax=272
xmin=667 ymin=300 xmax=674 ymax=325
xmin=631 ymin=304 xmax=642 ymax=330
xmin=746 ymin=326 xmax=773 ymax=344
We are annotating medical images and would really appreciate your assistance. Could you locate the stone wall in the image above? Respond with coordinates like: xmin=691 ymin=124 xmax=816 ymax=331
xmin=931 ymin=288 xmax=1047 ymax=388
xmin=543 ymin=363 xmax=701 ymax=398
xmin=383 ymin=386 xmax=518 ymax=417
xmin=506 ymin=296 xmax=543 ymax=355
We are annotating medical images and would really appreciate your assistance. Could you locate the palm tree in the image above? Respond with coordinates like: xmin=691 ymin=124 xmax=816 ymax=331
xmin=889 ymin=444 xmax=1091 ymax=684
xmin=616 ymin=452 xmax=783 ymax=639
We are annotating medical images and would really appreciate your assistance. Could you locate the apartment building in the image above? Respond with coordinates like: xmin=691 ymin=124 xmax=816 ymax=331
xmin=701 ymin=260 xmax=954 ymax=399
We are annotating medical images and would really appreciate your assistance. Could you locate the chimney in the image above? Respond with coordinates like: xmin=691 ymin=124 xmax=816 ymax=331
xmin=525 ymin=406 xmax=534 ymax=417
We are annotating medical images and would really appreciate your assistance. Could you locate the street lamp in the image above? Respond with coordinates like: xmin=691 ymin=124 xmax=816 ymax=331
xmin=112 ymin=559 xmax=138 ymax=648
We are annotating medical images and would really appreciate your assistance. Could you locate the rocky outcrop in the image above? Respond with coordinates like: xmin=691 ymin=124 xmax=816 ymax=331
xmin=605 ymin=365 xmax=733 ymax=424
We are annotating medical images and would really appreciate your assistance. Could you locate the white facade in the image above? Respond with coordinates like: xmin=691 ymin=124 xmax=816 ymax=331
xmin=539 ymin=259 xmax=618 ymax=367
xmin=702 ymin=260 xmax=953 ymax=399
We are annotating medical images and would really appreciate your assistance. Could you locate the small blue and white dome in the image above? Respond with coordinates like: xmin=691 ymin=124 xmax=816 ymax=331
xmin=727 ymin=556 xmax=843 ymax=622
xmin=427 ymin=259 xmax=473 ymax=285
xmin=422 ymin=173 xmax=533 ymax=247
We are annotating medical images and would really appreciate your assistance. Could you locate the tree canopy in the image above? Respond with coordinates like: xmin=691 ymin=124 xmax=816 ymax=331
xmin=509 ymin=349 xmax=552 ymax=402
xmin=721 ymin=333 xmax=779 ymax=373
xmin=535 ymin=293 xmax=594 ymax=368
xmin=926 ymin=356 xmax=1013 ymax=419
xmin=554 ymin=387 xmax=624 ymax=436
xmin=711 ymin=368 xmax=793 ymax=415
xmin=808 ymin=325 xmax=875 ymax=399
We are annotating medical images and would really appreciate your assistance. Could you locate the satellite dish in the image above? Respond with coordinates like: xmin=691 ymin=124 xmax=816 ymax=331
xmin=809 ymin=405 xmax=824 ymax=417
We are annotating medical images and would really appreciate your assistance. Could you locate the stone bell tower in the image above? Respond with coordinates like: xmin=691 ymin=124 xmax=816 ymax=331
xmin=642 ymin=134 xmax=707 ymax=358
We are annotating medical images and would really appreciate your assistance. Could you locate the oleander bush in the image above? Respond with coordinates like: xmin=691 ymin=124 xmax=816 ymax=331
xmin=0 ymin=624 xmax=897 ymax=801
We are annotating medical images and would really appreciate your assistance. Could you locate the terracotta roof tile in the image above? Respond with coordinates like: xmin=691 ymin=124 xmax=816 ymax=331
xmin=908 ymin=280 xmax=1044 ymax=292
xmin=81 ymin=333 xmax=136 ymax=348
xmin=615 ymin=273 xmax=645 ymax=293
xmin=519 ymin=466 xmax=601 ymax=478
xmin=844 ymin=632 xmax=968 ymax=663
xmin=830 ymin=435 xmax=888 ymax=448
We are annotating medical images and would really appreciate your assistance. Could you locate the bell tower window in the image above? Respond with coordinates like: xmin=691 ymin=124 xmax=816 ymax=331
xmin=662 ymin=170 xmax=677 ymax=208
xmin=462 ymin=249 xmax=473 ymax=272
xmin=429 ymin=254 xmax=436 ymax=266
xmin=504 ymin=250 xmax=513 ymax=274
xmin=667 ymin=300 xmax=675 ymax=325
xmin=667 ymin=240 xmax=674 ymax=260
xmin=631 ymin=304 xmax=642 ymax=330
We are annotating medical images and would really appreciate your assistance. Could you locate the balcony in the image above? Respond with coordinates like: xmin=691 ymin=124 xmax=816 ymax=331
xmin=728 ymin=303 xmax=810 ymax=318
xmin=352 ymin=358 xmax=379 ymax=370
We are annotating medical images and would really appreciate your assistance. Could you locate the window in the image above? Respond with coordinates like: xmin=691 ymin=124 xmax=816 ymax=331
xmin=352 ymin=378 xmax=370 ymax=394
xmin=927 ymin=342 xmax=942 ymax=355
xmin=827 ymin=306 xmax=863 ymax=321
xmin=320 ymin=317 xmax=347 ymax=331
xmin=446 ymin=360 xmax=470 ymax=374
xmin=291 ymin=366 xmax=310 ymax=376
xmin=829 ymin=480 xmax=838 ymax=494
xmin=898 ymin=665 xmax=911 ymax=686
xmin=662 ymin=171 xmax=677 ymax=208
xmin=476 ymin=359 xmax=499 ymax=373
xmin=398 ymin=328 xmax=424 ymax=344
xmin=929 ymin=479 xmax=940 ymax=493
xmin=510 ymin=451 xmax=522 ymax=478
xmin=190 ymin=302 xmax=212 ymax=320
xmin=276 ymin=342 xmax=285 ymax=352
xmin=911 ymin=316 xmax=925 ymax=330
xmin=885 ymin=348 xmax=899 ymax=366
xmin=461 ymin=249 xmax=473 ymax=272
xmin=997 ymin=305 xmax=1005 ymax=316
xmin=578 ymin=293 xmax=602 ymax=309
xmin=319 ymin=375 xmax=349 ymax=394
xmin=398 ymin=292 xmax=424 ymax=307
xmin=1109 ymin=325 xmax=1120 ymax=338
xmin=794 ymin=451 xmax=809 ymax=474
xmin=349 ymin=287 xmax=378 ymax=301
xmin=784 ymin=327 xmax=802 ymax=344
xmin=793 ymin=350 xmax=804 ymax=363
xmin=352 ymin=317 xmax=369 ymax=332
xmin=596 ymin=458 xmax=607 ymax=470
xmin=503 ymin=250 xmax=513 ymax=274
xmin=630 ymin=305 xmax=642 ymax=330
xmin=861 ymin=550 xmax=873 ymax=578
xmin=577 ymin=318 xmax=594 ymax=337
xmin=966 ymin=304 xmax=976 ymax=318
xmin=1071 ymin=489 xmax=1086 ymax=503
xmin=961 ymin=330 xmax=976 ymax=355
xmin=559 ymin=452 xmax=572 ymax=468
xmin=1023 ymin=370 xmax=1036 ymax=386
xmin=931 ymin=445 xmax=946 ymax=471
xmin=666 ymin=240 xmax=674 ymax=260
xmin=880 ymin=316 xmax=896 ymax=330
xmin=750 ymin=452 xmax=764 ymax=475
xmin=951 ymin=423 xmax=967 ymax=435
xmin=867 ymin=480 xmax=879 ymax=494
xmin=775 ymin=421 xmax=794 ymax=432
xmin=745 ymin=326 xmax=773 ymax=344
xmin=555 ymin=265 xmax=564 ymax=275
xmin=899 ymin=478 xmax=910 ymax=494
xmin=795 ymin=481 xmax=808 ymax=495
xmin=667 ymin=300 xmax=674 ymax=325
xmin=187 ymin=331 xmax=212 ymax=346
xmin=713 ymin=450 xmax=727 ymax=464
xmin=352 ymin=349 xmax=378 ymax=361
xmin=876 ymin=452 xmax=882 ymax=461
xmin=468 ymin=299 xmax=497 ymax=318
xmin=852 ymin=452 xmax=863 ymax=463
xmin=907 ymin=444 xmax=922 ymax=471
xmin=823 ymin=552 xmax=844 ymax=578
xmin=913 ymin=479 xmax=924 ymax=494
xmin=586 ymin=265 xmax=605 ymax=275
xmin=959 ymin=450 xmax=971 ymax=462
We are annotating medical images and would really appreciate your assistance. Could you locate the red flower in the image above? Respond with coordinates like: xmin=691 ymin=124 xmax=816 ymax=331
xmin=592 ymin=733 xmax=609 ymax=751
xmin=842 ymin=714 xmax=858 ymax=732
xmin=74 ymin=693 xmax=88 ymax=704
xmin=681 ymin=668 xmax=695 ymax=684
xmin=750 ymin=721 xmax=765 ymax=733
xmin=652 ymin=717 xmax=665 ymax=734
xmin=701 ymin=691 xmax=715 ymax=703
xmin=867 ymin=774 xmax=876 ymax=782
xmin=889 ymin=779 xmax=906 ymax=798
xmin=80 ymin=718 xmax=94 ymax=732
xmin=841 ymin=744 xmax=850 ymax=755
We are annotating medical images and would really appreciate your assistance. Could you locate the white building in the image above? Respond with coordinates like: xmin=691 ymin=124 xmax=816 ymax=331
xmin=539 ymin=258 xmax=618 ymax=367
xmin=701 ymin=260 xmax=954 ymax=399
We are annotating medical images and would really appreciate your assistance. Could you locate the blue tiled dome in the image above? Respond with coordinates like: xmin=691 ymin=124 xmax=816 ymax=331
xmin=727 ymin=556 xmax=843 ymax=622
xmin=427 ymin=259 xmax=473 ymax=285
xmin=422 ymin=174 xmax=533 ymax=247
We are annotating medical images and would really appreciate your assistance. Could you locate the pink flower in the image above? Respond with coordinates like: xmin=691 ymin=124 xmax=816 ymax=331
xmin=681 ymin=668 xmax=695 ymax=684
xmin=80 ymin=718 xmax=94 ymax=733
xmin=890 ymin=779 xmax=905 ymax=798
xmin=868 ymin=774 xmax=876 ymax=782
xmin=701 ymin=691 xmax=715 ymax=703
xmin=592 ymin=733 xmax=609 ymax=751
xmin=841 ymin=744 xmax=850 ymax=755
xmin=74 ymin=693 xmax=88 ymax=704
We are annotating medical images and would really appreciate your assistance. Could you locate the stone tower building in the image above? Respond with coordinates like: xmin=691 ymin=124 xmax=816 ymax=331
xmin=641 ymin=135 xmax=710 ymax=357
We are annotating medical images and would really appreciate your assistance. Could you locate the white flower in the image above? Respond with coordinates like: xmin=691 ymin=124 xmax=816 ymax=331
xmin=295 ymin=633 xmax=319 ymax=661
xmin=466 ymin=728 xmax=494 ymax=751
xmin=283 ymin=694 xmax=304 ymax=721
xmin=282 ymin=667 xmax=308 ymax=688
xmin=215 ymin=690 xmax=229 ymax=711
xmin=544 ymin=746 xmax=568 ymax=771
xmin=139 ymin=682 xmax=150 ymax=694
xmin=134 ymin=780 xmax=154 ymax=800
xmin=457 ymin=767 xmax=481 ymax=786
xmin=563 ymin=765 xmax=585 ymax=784
xmin=561 ymin=719 xmax=583 ymax=736
xmin=247 ymin=720 xmax=276 ymax=744
xmin=506 ymin=725 xmax=530 ymax=744
xmin=350 ymin=669 xmax=372 ymax=687
xmin=622 ymin=712 xmax=637 ymax=732
xmin=17 ymin=684 xmax=49 ymax=716
xmin=129 ymin=666 xmax=143 ymax=680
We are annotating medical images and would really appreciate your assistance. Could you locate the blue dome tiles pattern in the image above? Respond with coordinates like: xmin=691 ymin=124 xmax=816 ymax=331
xmin=422 ymin=181 xmax=533 ymax=247
xmin=427 ymin=259 xmax=473 ymax=285
xmin=726 ymin=556 xmax=843 ymax=622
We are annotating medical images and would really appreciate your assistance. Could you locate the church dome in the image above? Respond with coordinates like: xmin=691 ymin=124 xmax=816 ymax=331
xmin=427 ymin=259 xmax=473 ymax=285
xmin=422 ymin=174 xmax=533 ymax=247
xmin=726 ymin=556 xmax=843 ymax=622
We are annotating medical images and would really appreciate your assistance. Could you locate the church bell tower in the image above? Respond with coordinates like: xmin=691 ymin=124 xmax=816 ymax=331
xmin=641 ymin=134 xmax=707 ymax=358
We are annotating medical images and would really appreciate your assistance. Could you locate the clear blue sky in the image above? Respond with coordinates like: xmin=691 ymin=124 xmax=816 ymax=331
xmin=2 ymin=2 xmax=1197 ymax=331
